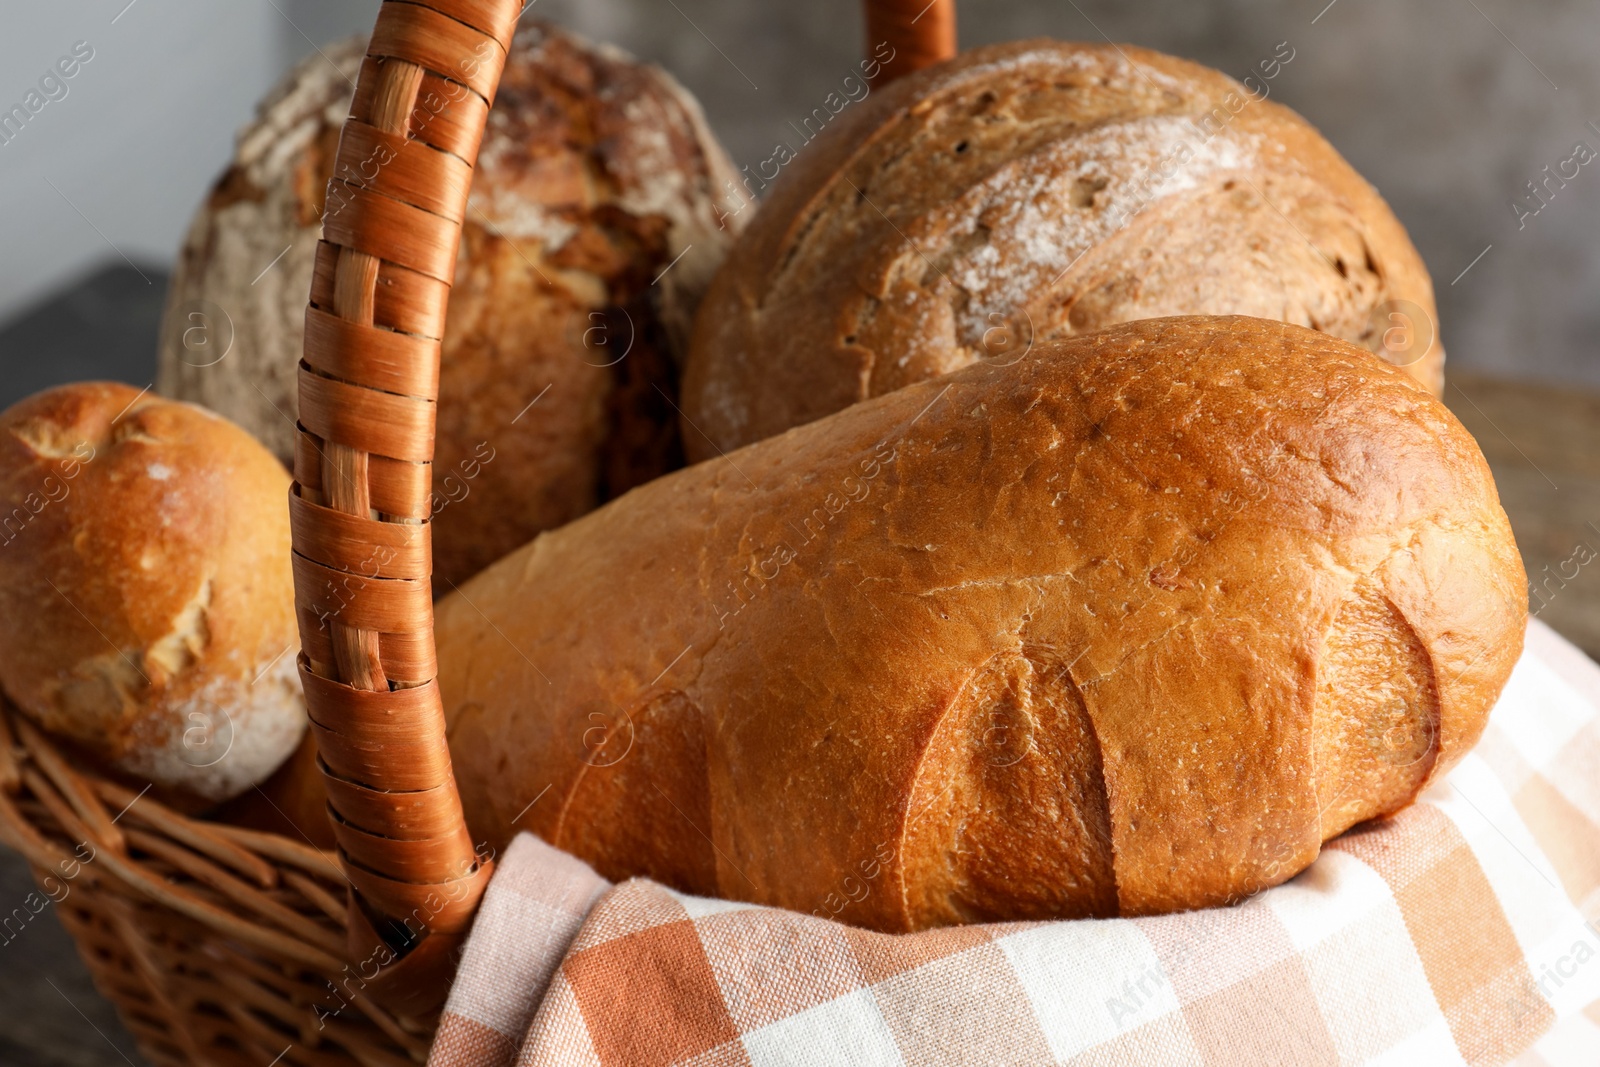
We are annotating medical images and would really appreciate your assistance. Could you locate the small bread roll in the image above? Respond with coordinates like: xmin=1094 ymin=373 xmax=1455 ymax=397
xmin=158 ymin=22 xmax=744 ymax=586
xmin=0 ymin=384 xmax=304 ymax=804
xmin=684 ymin=40 xmax=1443 ymax=458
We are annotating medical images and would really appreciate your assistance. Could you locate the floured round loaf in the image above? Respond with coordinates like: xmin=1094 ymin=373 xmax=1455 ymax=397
xmin=683 ymin=40 xmax=1443 ymax=460
xmin=0 ymin=384 xmax=304 ymax=805
xmin=439 ymin=316 xmax=1524 ymax=931
xmin=158 ymin=22 xmax=744 ymax=585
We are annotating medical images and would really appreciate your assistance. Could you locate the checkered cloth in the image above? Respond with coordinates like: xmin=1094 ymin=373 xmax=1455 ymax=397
xmin=429 ymin=620 xmax=1600 ymax=1066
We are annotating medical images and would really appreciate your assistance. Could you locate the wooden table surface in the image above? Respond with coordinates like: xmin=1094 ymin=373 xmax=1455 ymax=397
xmin=0 ymin=369 xmax=1595 ymax=1067
xmin=1448 ymin=372 xmax=1600 ymax=660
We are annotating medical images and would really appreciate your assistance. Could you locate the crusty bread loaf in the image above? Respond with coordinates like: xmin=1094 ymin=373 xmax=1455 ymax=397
xmin=683 ymin=40 xmax=1443 ymax=461
xmin=438 ymin=317 xmax=1523 ymax=930
xmin=158 ymin=22 xmax=744 ymax=585
xmin=0 ymin=384 xmax=304 ymax=805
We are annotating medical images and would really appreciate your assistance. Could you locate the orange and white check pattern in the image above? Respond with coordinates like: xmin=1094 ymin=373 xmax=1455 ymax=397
xmin=430 ymin=620 xmax=1600 ymax=1066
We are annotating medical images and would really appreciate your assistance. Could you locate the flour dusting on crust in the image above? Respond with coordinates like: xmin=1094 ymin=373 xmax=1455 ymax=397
xmin=120 ymin=648 xmax=306 ymax=804
xmin=940 ymin=118 xmax=1258 ymax=346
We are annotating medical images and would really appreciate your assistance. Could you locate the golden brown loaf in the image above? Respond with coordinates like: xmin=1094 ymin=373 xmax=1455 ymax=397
xmin=438 ymin=317 xmax=1523 ymax=931
xmin=158 ymin=22 xmax=744 ymax=585
xmin=682 ymin=40 xmax=1443 ymax=461
xmin=0 ymin=384 xmax=304 ymax=805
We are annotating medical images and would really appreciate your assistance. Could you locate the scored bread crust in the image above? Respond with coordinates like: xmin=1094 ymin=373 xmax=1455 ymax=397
xmin=683 ymin=40 xmax=1443 ymax=460
xmin=158 ymin=23 xmax=743 ymax=586
xmin=0 ymin=384 xmax=304 ymax=805
xmin=439 ymin=316 xmax=1524 ymax=931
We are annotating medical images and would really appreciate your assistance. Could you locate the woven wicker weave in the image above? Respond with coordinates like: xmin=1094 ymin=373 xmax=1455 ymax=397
xmin=0 ymin=1 xmax=956 ymax=1062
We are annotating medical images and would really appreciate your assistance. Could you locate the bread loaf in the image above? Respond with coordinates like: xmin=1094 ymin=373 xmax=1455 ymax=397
xmin=0 ymin=384 xmax=304 ymax=805
xmin=438 ymin=317 xmax=1523 ymax=930
xmin=158 ymin=22 xmax=744 ymax=585
xmin=683 ymin=40 xmax=1443 ymax=461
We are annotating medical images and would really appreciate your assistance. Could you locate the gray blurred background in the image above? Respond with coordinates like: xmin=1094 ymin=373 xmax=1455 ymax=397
xmin=0 ymin=2 xmax=1596 ymax=1064
xmin=1 ymin=0 xmax=1597 ymax=391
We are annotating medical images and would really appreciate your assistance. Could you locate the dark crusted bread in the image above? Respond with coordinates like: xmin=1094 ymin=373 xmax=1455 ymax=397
xmin=158 ymin=23 xmax=743 ymax=585
xmin=683 ymin=40 xmax=1442 ymax=461
xmin=437 ymin=317 xmax=1523 ymax=931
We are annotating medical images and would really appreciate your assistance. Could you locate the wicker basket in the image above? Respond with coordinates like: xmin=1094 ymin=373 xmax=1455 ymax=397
xmin=0 ymin=1 xmax=956 ymax=1063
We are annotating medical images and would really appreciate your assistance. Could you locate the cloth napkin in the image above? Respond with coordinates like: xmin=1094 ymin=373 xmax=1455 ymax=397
xmin=428 ymin=620 xmax=1600 ymax=1066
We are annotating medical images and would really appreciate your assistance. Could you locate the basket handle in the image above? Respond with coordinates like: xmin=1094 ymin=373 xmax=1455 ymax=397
xmin=292 ymin=0 xmax=957 ymax=1017
xmin=866 ymin=0 xmax=959 ymax=84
